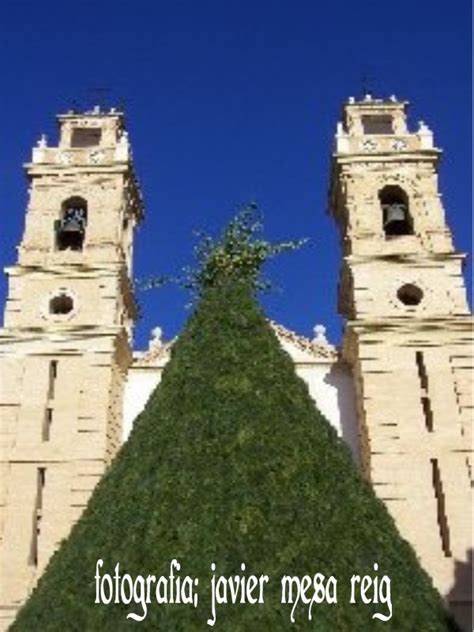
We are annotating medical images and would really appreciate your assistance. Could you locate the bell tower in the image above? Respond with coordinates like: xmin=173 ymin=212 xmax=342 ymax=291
xmin=0 ymin=107 xmax=143 ymax=629
xmin=329 ymin=95 xmax=473 ymax=628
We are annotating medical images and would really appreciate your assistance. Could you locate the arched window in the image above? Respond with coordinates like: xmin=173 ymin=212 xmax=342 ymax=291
xmin=379 ymin=186 xmax=413 ymax=237
xmin=55 ymin=197 xmax=88 ymax=251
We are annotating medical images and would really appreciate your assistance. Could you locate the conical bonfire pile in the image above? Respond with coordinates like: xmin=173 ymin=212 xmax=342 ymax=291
xmin=12 ymin=211 xmax=458 ymax=631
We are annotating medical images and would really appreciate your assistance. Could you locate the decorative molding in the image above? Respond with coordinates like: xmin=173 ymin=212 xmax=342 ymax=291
xmin=269 ymin=320 xmax=337 ymax=360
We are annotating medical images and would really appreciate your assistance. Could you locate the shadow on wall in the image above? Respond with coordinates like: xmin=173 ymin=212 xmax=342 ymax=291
xmin=323 ymin=361 xmax=360 ymax=463
xmin=447 ymin=548 xmax=473 ymax=632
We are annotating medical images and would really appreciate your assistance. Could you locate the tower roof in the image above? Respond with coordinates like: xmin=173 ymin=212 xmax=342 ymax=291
xmin=57 ymin=105 xmax=125 ymax=121
xmin=331 ymin=94 xmax=437 ymax=157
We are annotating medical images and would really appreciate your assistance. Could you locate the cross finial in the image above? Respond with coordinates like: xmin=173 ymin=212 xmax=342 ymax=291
xmin=361 ymin=73 xmax=377 ymax=100
xmin=87 ymin=86 xmax=111 ymax=111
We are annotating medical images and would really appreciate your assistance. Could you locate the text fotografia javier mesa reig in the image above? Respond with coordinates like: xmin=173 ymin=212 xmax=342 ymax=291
xmin=95 ymin=559 xmax=393 ymax=625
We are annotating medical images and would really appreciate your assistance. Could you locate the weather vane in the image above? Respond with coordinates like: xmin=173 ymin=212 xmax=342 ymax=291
xmin=87 ymin=86 xmax=112 ymax=110
xmin=62 ymin=87 xmax=125 ymax=114
xmin=361 ymin=72 xmax=377 ymax=97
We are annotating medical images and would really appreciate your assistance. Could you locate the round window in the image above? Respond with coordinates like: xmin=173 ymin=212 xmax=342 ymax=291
xmin=49 ymin=293 xmax=74 ymax=315
xmin=397 ymin=284 xmax=423 ymax=306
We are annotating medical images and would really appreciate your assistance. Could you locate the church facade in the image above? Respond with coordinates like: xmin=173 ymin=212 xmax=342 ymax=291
xmin=0 ymin=98 xmax=472 ymax=630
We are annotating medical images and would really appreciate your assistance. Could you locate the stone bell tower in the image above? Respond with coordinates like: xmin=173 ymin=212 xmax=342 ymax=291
xmin=329 ymin=95 xmax=473 ymax=628
xmin=0 ymin=108 xmax=143 ymax=629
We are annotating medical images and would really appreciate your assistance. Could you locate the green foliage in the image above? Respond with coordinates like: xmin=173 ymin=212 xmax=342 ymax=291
xmin=139 ymin=203 xmax=307 ymax=297
xmin=12 ymin=281 xmax=458 ymax=630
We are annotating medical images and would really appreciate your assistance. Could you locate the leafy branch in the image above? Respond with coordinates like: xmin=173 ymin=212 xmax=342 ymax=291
xmin=137 ymin=203 xmax=307 ymax=299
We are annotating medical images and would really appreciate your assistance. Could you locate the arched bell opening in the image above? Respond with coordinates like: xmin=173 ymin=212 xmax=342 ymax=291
xmin=55 ymin=197 xmax=88 ymax=251
xmin=379 ymin=186 xmax=413 ymax=238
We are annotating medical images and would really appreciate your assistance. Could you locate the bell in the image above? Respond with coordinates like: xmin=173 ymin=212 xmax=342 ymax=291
xmin=61 ymin=217 xmax=84 ymax=233
xmin=61 ymin=208 xmax=86 ymax=233
xmin=383 ymin=203 xmax=408 ymax=234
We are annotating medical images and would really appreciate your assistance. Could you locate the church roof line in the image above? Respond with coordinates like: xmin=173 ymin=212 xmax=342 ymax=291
xmin=132 ymin=319 xmax=337 ymax=368
xmin=268 ymin=320 xmax=338 ymax=361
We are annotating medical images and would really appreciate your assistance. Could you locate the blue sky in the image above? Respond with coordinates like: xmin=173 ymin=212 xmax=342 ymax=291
xmin=0 ymin=1 xmax=471 ymax=349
